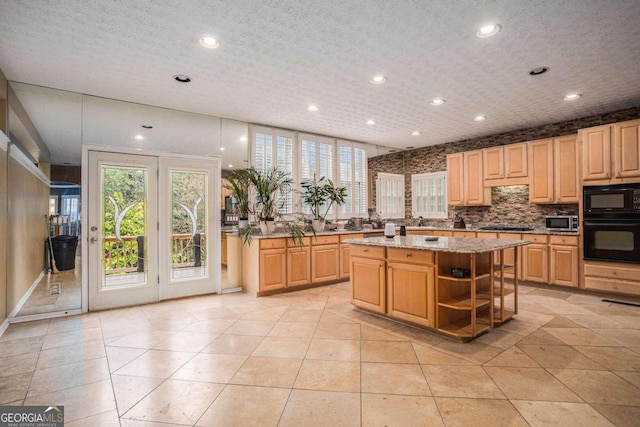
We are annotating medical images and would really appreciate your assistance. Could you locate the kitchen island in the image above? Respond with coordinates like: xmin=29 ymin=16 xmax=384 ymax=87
xmin=344 ymin=235 xmax=530 ymax=341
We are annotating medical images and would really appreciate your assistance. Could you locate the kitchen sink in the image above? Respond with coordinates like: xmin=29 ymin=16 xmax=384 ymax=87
xmin=477 ymin=226 xmax=535 ymax=232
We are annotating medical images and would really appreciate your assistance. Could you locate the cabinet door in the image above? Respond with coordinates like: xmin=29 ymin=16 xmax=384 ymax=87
xmin=582 ymin=125 xmax=611 ymax=181
xmin=221 ymin=234 xmax=228 ymax=265
xmin=505 ymin=143 xmax=528 ymax=178
xmin=554 ymin=135 xmax=579 ymax=203
xmin=550 ymin=245 xmax=578 ymax=287
xmin=340 ymin=244 xmax=351 ymax=279
xmin=311 ymin=244 xmax=339 ymax=283
xmin=351 ymin=256 xmax=386 ymax=313
xmin=259 ymin=248 xmax=286 ymax=291
xmin=523 ymin=244 xmax=548 ymax=283
xmin=446 ymin=153 xmax=464 ymax=206
xmin=464 ymin=150 xmax=486 ymax=205
xmin=483 ymin=147 xmax=504 ymax=180
xmin=528 ymin=139 xmax=554 ymax=203
xmin=613 ymin=119 xmax=640 ymax=179
xmin=287 ymin=246 xmax=310 ymax=287
xmin=387 ymin=262 xmax=435 ymax=327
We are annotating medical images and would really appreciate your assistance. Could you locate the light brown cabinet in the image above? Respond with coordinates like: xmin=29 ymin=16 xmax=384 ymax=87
xmin=259 ymin=246 xmax=287 ymax=292
xmin=483 ymin=147 xmax=504 ymax=180
xmin=447 ymin=151 xmax=491 ymax=206
xmin=582 ymin=119 xmax=640 ymax=183
xmin=582 ymin=125 xmax=612 ymax=181
xmin=483 ymin=143 xmax=528 ymax=186
xmin=339 ymin=233 xmax=362 ymax=279
xmin=447 ymin=153 xmax=464 ymax=206
xmin=351 ymin=245 xmax=386 ymax=313
xmin=287 ymin=238 xmax=311 ymax=287
xmin=220 ymin=178 xmax=233 ymax=208
xmin=554 ymin=135 xmax=580 ymax=202
xmin=505 ymin=143 xmax=529 ymax=178
xmin=522 ymin=233 xmax=549 ymax=284
xmin=221 ymin=233 xmax=228 ymax=265
xmin=584 ymin=261 xmax=640 ymax=296
xmin=550 ymin=245 xmax=578 ymax=287
xmin=387 ymin=261 xmax=435 ymax=328
xmin=529 ymin=136 xmax=579 ymax=204
xmin=613 ymin=119 xmax=640 ymax=179
xmin=311 ymin=235 xmax=340 ymax=283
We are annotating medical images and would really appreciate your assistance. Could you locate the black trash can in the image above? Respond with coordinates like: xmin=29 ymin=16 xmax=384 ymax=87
xmin=51 ymin=235 xmax=78 ymax=271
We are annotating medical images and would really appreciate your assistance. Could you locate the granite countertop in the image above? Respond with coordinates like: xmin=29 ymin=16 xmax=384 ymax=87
xmin=344 ymin=236 xmax=530 ymax=254
xmin=225 ymin=229 xmax=372 ymax=238
xmin=401 ymin=225 xmax=580 ymax=236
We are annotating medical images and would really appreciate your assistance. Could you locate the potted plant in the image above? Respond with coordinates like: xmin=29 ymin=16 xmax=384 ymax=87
xmin=224 ymin=169 xmax=251 ymax=228
xmin=300 ymin=174 xmax=348 ymax=232
xmin=247 ymin=167 xmax=291 ymax=235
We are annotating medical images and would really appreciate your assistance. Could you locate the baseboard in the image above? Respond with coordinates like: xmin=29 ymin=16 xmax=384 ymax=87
xmin=221 ymin=286 xmax=243 ymax=294
xmin=7 ymin=269 xmax=46 ymax=318
xmin=0 ymin=318 xmax=9 ymax=338
xmin=8 ymin=309 xmax=82 ymax=324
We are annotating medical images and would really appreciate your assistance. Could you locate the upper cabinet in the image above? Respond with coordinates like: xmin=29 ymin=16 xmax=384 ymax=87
xmin=583 ymin=119 xmax=640 ymax=183
xmin=529 ymin=135 xmax=579 ymax=204
xmin=447 ymin=150 xmax=491 ymax=206
xmin=483 ymin=143 xmax=528 ymax=186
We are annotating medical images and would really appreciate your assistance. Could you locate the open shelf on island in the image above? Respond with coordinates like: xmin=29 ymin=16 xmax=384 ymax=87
xmin=438 ymin=295 xmax=491 ymax=310
xmin=437 ymin=318 xmax=491 ymax=338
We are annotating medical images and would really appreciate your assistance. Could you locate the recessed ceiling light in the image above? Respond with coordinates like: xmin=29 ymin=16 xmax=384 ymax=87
xmin=477 ymin=24 xmax=501 ymax=38
xmin=411 ymin=131 xmax=421 ymax=136
xmin=141 ymin=125 xmax=153 ymax=129
xmin=199 ymin=36 xmax=220 ymax=49
xmin=307 ymin=104 xmax=319 ymax=112
xmin=366 ymin=119 xmax=376 ymax=125
xmin=564 ymin=93 xmax=581 ymax=101
xmin=240 ymin=136 xmax=248 ymax=142
xmin=220 ymin=147 xmax=225 ymax=151
xmin=529 ymin=66 xmax=549 ymax=76
xmin=174 ymin=74 xmax=191 ymax=83
xmin=134 ymin=135 xmax=144 ymax=140
xmin=228 ymin=164 xmax=233 ymax=168
xmin=474 ymin=115 xmax=487 ymax=122
xmin=430 ymin=98 xmax=445 ymax=106
xmin=369 ymin=75 xmax=387 ymax=84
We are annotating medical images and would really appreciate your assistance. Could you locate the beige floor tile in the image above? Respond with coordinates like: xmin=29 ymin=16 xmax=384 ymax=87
xmin=564 ymin=314 xmax=627 ymax=329
xmin=434 ymin=340 xmax=504 ymax=364
xmin=361 ymin=362 xmax=430 ymax=396
xmin=287 ymin=299 xmax=328 ymax=311
xmin=436 ymin=397 xmax=528 ymax=427
xmin=387 ymin=325 xmax=447 ymax=346
xmin=361 ymin=340 xmax=418 ymax=364
xmin=230 ymin=356 xmax=302 ymax=388
xmin=306 ymin=338 xmax=360 ymax=361
xmin=37 ymin=339 xmax=105 ymax=370
xmin=105 ymin=346 xmax=148 ymax=372
xmin=113 ymin=349 xmax=195 ymax=379
xmin=360 ymin=326 xmax=405 ymax=341
xmin=591 ymin=403 xmax=640 ymax=427
xmin=518 ymin=328 xmax=566 ymax=345
xmin=0 ymin=335 xmax=44 ymax=358
xmin=146 ymin=315 xmax=199 ymax=332
xmin=474 ymin=329 xmax=524 ymax=349
xmin=24 ymin=379 xmax=116 ymax=423
xmin=152 ymin=331 xmax=218 ymax=352
xmin=123 ymin=379 xmax=224 ymax=425
xmin=181 ymin=319 xmax=237 ymax=334
xmin=47 ymin=314 xmax=101 ymax=334
xmin=294 ymin=359 xmax=360 ymax=392
xmin=361 ymin=394 xmax=443 ymax=427
xmin=121 ymin=419 xmax=196 ymax=426
xmin=484 ymin=366 xmax=581 ymax=401
xmin=66 ymin=408 xmax=121 ymax=427
xmin=223 ymin=319 xmax=276 ymax=336
xmin=0 ymin=372 xmax=31 ymax=404
xmin=0 ymin=320 xmax=50 ymax=342
xmin=268 ymin=321 xmax=317 ymax=338
xmin=413 ymin=343 xmax=476 ymax=366
xmin=512 ymin=400 xmax=615 ymax=427
xmin=196 ymin=384 xmax=289 ymax=427
xmin=200 ymin=333 xmax=264 ymax=355
xmin=313 ymin=321 xmax=361 ymax=340
xmin=0 ymin=351 xmax=39 ymax=377
xmin=279 ymin=389 xmax=360 ymax=427
xmin=27 ymin=357 xmax=110 ymax=397
xmin=422 ymin=365 xmax=505 ymax=399
xmin=111 ymin=374 xmax=164 ymax=415
xmin=40 ymin=326 xmax=104 ymax=350
xmin=240 ymin=306 xmax=288 ymax=321
xmin=171 ymin=353 xmax=247 ymax=383
xmin=609 ymin=315 xmax=640 ymax=330
xmin=514 ymin=309 xmax=555 ymax=326
xmin=106 ymin=330 xmax=177 ymax=349
xmin=495 ymin=318 xmax=540 ymax=336
xmin=549 ymin=368 xmax=640 ymax=405
xmin=544 ymin=328 xmax=620 ymax=346
xmin=593 ymin=328 xmax=640 ymax=348
xmin=616 ymin=370 xmax=640 ymax=388
xmin=484 ymin=346 xmax=541 ymax=367
xmin=357 ymin=313 xmax=400 ymax=329
xmin=518 ymin=344 xmax=606 ymax=369
xmin=543 ymin=316 xmax=584 ymax=328
xmin=252 ymin=336 xmax=310 ymax=359
xmin=279 ymin=309 xmax=323 ymax=323
xmin=575 ymin=345 xmax=640 ymax=371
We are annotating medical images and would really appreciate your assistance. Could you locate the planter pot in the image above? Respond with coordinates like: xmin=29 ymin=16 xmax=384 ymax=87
xmin=312 ymin=219 xmax=326 ymax=233
xmin=259 ymin=220 xmax=276 ymax=235
xmin=238 ymin=219 xmax=249 ymax=229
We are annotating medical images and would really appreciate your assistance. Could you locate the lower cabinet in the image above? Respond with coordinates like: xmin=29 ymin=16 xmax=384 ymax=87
xmin=311 ymin=236 xmax=340 ymax=283
xmin=584 ymin=261 xmax=640 ymax=296
xmin=351 ymin=245 xmax=386 ymax=313
xmin=287 ymin=244 xmax=311 ymax=287
xmin=259 ymin=247 xmax=287 ymax=292
xmin=221 ymin=233 xmax=228 ymax=265
xmin=523 ymin=244 xmax=548 ymax=283
xmin=387 ymin=261 xmax=435 ymax=328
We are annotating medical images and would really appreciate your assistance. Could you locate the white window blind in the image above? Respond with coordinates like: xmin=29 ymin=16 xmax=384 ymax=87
xmin=376 ymin=173 xmax=405 ymax=219
xmin=412 ymin=172 xmax=448 ymax=218
xmin=299 ymin=134 xmax=335 ymax=217
xmin=338 ymin=140 xmax=367 ymax=217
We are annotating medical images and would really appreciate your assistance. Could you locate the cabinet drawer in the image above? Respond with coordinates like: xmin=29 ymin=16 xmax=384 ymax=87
xmin=453 ymin=231 xmax=476 ymax=238
xmin=341 ymin=233 xmax=363 ymax=242
xmin=584 ymin=277 xmax=640 ymax=296
xmin=287 ymin=237 xmax=311 ymax=247
xmin=549 ymin=235 xmax=579 ymax=246
xmin=259 ymin=238 xmax=287 ymax=249
xmin=476 ymin=232 xmax=498 ymax=239
xmin=585 ymin=263 xmax=640 ymax=282
xmin=312 ymin=235 xmax=340 ymax=245
xmin=523 ymin=234 xmax=548 ymax=244
xmin=498 ymin=232 xmax=522 ymax=240
xmin=387 ymin=248 xmax=435 ymax=265
xmin=350 ymin=244 xmax=385 ymax=259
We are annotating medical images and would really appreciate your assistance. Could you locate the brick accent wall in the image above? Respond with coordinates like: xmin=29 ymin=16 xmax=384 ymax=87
xmin=368 ymin=107 xmax=640 ymax=226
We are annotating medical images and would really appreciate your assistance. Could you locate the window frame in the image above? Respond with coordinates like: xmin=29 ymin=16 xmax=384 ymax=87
xmin=376 ymin=172 xmax=405 ymax=219
xmin=411 ymin=171 xmax=448 ymax=219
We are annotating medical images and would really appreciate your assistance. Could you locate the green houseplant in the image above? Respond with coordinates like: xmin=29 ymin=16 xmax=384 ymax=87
xmin=224 ymin=169 xmax=251 ymax=228
xmin=300 ymin=174 xmax=348 ymax=232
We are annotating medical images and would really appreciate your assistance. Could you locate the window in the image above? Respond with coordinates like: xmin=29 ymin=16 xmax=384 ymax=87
xmin=412 ymin=172 xmax=448 ymax=218
xmin=338 ymin=140 xmax=367 ymax=217
xmin=376 ymin=173 xmax=405 ymax=219
xmin=252 ymin=126 xmax=295 ymax=214
xmin=299 ymin=134 xmax=334 ymax=216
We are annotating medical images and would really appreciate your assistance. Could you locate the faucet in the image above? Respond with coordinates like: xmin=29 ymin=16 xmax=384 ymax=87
xmin=417 ymin=216 xmax=424 ymax=227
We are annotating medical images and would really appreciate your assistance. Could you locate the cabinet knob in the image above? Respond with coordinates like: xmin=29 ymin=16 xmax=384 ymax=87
xmin=363 ymin=249 xmax=369 ymax=252
xmin=406 ymin=253 xmax=411 ymax=258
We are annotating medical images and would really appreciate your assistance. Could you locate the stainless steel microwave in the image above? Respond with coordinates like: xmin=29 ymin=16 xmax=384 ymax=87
xmin=545 ymin=215 xmax=578 ymax=231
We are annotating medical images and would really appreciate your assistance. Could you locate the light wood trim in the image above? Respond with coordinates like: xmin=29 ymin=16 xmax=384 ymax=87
xmin=340 ymin=233 xmax=363 ymax=242
xmin=259 ymin=238 xmax=287 ymax=249
xmin=476 ymin=232 xmax=498 ymax=239
xmin=549 ymin=235 xmax=578 ymax=246
xmin=350 ymin=244 xmax=385 ymax=259
xmin=287 ymin=237 xmax=311 ymax=247
xmin=387 ymin=248 xmax=435 ymax=265
xmin=312 ymin=235 xmax=340 ymax=245
xmin=453 ymin=231 xmax=476 ymax=238
xmin=522 ymin=234 xmax=548 ymax=244
xmin=432 ymin=230 xmax=454 ymax=237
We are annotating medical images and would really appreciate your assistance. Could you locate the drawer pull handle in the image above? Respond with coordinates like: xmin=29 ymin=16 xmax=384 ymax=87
xmin=363 ymin=249 xmax=369 ymax=252
xmin=406 ymin=253 xmax=412 ymax=258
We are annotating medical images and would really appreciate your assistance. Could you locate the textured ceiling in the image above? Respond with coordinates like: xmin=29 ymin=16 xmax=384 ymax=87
xmin=1 ymin=0 xmax=640 ymax=156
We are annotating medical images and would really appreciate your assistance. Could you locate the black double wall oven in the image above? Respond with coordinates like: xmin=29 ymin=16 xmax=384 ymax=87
xmin=583 ymin=183 xmax=640 ymax=264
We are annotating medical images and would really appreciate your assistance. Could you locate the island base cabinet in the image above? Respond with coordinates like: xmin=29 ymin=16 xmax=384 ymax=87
xmin=351 ymin=256 xmax=386 ymax=314
xmin=387 ymin=262 xmax=435 ymax=328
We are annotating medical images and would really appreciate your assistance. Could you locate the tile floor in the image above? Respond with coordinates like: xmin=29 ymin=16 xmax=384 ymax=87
xmin=1 ymin=282 xmax=640 ymax=426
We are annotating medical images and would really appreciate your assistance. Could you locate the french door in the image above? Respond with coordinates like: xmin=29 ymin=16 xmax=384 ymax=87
xmin=87 ymin=151 xmax=219 ymax=311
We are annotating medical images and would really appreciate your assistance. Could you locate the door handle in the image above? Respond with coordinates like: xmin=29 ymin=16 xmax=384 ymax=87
xmin=90 ymin=237 xmax=98 ymax=242
xmin=91 ymin=226 xmax=98 ymax=231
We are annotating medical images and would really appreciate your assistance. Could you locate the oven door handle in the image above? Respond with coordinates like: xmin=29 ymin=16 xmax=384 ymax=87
xmin=583 ymin=220 xmax=640 ymax=227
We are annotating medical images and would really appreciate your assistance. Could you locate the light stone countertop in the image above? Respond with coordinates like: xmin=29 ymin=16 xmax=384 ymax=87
xmin=343 ymin=236 xmax=530 ymax=254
